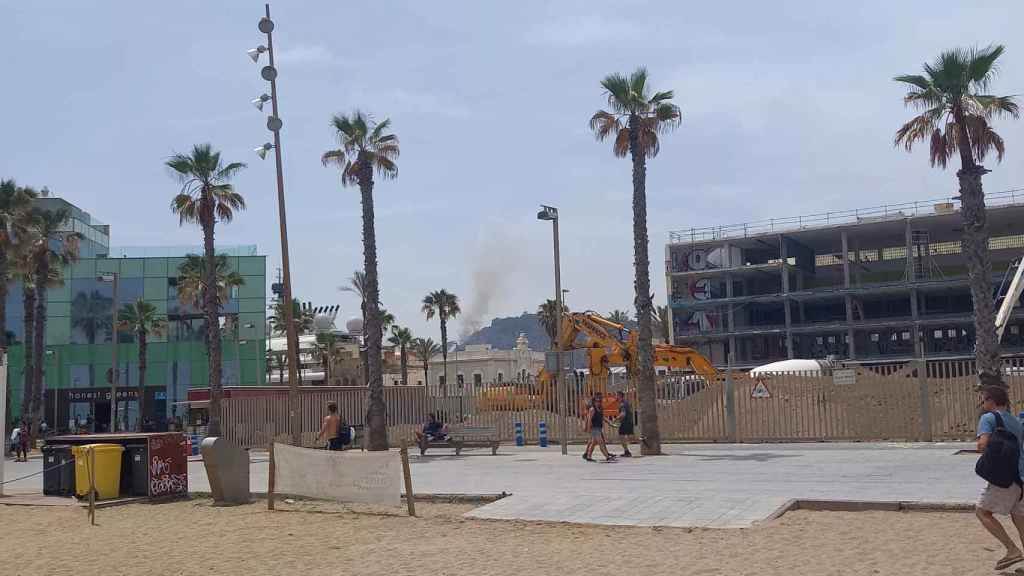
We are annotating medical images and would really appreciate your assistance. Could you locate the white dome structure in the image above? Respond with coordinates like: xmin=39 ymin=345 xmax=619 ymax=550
xmin=313 ymin=314 xmax=335 ymax=332
xmin=345 ymin=317 xmax=364 ymax=335
xmin=749 ymin=359 xmax=829 ymax=377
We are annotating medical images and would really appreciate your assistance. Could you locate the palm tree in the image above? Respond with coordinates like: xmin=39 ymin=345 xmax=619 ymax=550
xmin=537 ymin=299 xmax=567 ymax=347
xmin=894 ymin=45 xmax=1019 ymax=388
xmin=653 ymin=305 xmax=671 ymax=343
xmin=118 ymin=299 xmax=166 ymax=430
xmin=322 ymin=111 xmax=399 ymax=451
xmin=314 ymin=331 xmax=339 ymax=384
xmin=590 ymin=67 xmax=681 ymax=455
xmin=12 ymin=224 xmax=38 ymax=435
xmin=411 ymin=337 xmax=440 ymax=388
xmin=0 ymin=180 xmax=37 ymax=351
xmin=167 ymin=144 xmax=246 ymax=436
xmin=28 ymin=208 xmax=79 ymax=432
xmin=607 ymin=309 xmax=631 ymax=325
xmin=422 ymin=290 xmax=460 ymax=395
xmin=340 ymin=270 xmax=367 ymax=322
xmin=70 ymin=291 xmax=113 ymax=344
xmin=388 ymin=326 xmax=414 ymax=386
xmin=176 ymin=254 xmax=245 ymax=310
xmin=269 ymin=297 xmax=315 ymax=336
xmin=380 ymin=308 xmax=396 ymax=334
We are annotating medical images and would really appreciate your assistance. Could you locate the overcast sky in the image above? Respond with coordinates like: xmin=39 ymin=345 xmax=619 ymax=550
xmin=2 ymin=1 xmax=1022 ymax=340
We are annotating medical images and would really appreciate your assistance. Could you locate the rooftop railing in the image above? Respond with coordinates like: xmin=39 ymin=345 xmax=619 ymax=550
xmin=668 ymin=188 xmax=1024 ymax=245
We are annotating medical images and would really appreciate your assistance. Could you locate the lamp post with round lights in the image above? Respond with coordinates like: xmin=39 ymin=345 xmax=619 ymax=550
xmin=249 ymin=3 xmax=300 ymax=445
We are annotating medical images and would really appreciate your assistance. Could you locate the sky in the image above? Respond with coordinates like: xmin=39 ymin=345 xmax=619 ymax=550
xmin=2 ymin=1 xmax=1022 ymax=341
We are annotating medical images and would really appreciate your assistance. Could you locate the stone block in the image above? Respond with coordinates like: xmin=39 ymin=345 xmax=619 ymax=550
xmin=201 ymin=437 xmax=251 ymax=505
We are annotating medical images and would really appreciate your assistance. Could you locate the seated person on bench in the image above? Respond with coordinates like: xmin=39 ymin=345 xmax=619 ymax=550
xmin=415 ymin=413 xmax=449 ymax=443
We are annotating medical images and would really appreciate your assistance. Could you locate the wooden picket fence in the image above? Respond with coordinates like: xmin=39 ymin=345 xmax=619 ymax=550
xmin=220 ymin=358 xmax=1024 ymax=448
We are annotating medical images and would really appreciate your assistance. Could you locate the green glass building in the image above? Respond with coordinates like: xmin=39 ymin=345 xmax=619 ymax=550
xmin=6 ymin=197 xmax=266 ymax=433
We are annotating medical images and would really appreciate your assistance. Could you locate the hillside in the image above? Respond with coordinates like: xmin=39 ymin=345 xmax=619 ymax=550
xmin=460 ymin=312 xmax=549 ymax=351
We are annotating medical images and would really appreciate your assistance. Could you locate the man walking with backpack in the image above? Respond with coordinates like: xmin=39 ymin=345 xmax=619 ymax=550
xmin=975 ymin=386 xmax=1024 ymax=571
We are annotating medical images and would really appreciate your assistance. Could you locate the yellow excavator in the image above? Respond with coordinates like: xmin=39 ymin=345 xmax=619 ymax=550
xmin=479 ymin=311 xmax=718 ymax=414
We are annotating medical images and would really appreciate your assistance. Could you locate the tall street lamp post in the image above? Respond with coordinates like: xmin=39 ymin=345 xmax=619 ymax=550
xmin=537 ymin=205 xmax=567 ymax=455
xmin=250 ymin=3 xmax=301 ymax=445
xmin=98 ymin=273 xmax=119 ymax=432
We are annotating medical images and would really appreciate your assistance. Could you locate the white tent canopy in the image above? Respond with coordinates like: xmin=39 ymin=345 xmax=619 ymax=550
xmin=749 ymin=359 xmax=829 ymax=377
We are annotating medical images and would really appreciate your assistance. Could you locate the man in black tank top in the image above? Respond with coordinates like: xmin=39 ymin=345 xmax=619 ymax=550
xmin=583 ymin=393 xmax=616 ymax=462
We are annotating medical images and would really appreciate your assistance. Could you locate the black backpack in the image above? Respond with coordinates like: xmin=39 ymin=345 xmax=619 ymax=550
xmin=976 ymin=411 xmax=1022 ymax=489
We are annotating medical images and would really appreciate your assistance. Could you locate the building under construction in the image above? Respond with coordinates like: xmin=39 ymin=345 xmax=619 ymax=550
xmin=665 ymin=189 xmax=1024 ymax=367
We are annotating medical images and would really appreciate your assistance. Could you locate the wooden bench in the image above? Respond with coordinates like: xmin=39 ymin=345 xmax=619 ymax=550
xmin=419 ymin=425 xmax=500 ymax=456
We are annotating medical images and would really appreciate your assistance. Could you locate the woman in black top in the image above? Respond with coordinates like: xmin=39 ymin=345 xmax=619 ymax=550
xmin=583 ymin=393 xmax=615 ymax=462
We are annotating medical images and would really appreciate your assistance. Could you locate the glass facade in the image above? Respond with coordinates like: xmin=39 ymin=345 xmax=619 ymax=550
xmin=7 ymin=253 xmax=267 ymax=432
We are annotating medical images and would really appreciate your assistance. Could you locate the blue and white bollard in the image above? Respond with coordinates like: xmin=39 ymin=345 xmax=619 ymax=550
xmin=538 ymin=421 xmax=548 ymax=448
xmin=515 ymin=422 xmax=524 ymax=447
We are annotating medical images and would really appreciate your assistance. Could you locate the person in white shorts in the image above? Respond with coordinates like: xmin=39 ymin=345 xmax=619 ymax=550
xmin=976 ymin=385 xmax=1024 ymax=571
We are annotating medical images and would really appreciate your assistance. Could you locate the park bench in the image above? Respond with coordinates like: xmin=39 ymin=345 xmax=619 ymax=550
xmin=419 ymin=425 xmax=500 ymax=456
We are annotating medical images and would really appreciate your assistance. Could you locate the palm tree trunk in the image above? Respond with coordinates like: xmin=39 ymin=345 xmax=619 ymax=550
xmin=441 ymin=319 xmax=448 ymax=397
xmin=21 ymin=283 xmax=36 ymax=440
xmin=138 ymin=330 xmax=147 ymax=430
xmin=201 ymin=201 xmax=223 ymax=436
xmin=400 ymin=344 xmax=408 ymax=386
xmin=32 ymin=258 xmax=49 ymax=440
xmin=423 ymin=360 xmax=429 ymax=388
xmin=359 ymin=162 xmax=388 ymax=450
xmin=959 ymin=169 xmax=1002 ymax=386
xmin=628 ymin=113 xmax=661 ymax=455
xmin=952 ymin=106 xmax=1003 ymax=387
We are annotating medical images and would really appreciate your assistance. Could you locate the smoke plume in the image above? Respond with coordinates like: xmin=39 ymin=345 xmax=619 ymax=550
xmin=459 ymin=233 xmax=521 ymax=339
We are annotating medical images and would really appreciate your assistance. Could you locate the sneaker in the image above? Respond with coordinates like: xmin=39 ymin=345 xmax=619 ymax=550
xmin=622 ymin=450 xmax=633 ymax=458
xmin=582 ymin=454 xmax=594 ymax=462
xmin=606 ymin=454 xmax=617 ymax=461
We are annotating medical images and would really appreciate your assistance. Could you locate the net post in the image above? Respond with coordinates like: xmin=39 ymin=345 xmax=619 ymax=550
xmin=400 ymin=441 xmax=416 ymax=517
xmin=88 ymin=447 xmax=96 ymax=526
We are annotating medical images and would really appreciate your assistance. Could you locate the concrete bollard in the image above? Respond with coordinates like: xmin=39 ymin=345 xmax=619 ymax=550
xmin=515 ymin=422 xmax=524 ymax=447
xmin=538 ymin=421 xmax=548 ymax=448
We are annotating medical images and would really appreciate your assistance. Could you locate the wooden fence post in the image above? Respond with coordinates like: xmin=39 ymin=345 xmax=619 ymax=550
xmin=267 ymin=442 xmax=276 ymax=511
xmin=917 ymin=359 xmax=933 ymax=442
xmin=400 ymin=441 xmax=416 ymax=517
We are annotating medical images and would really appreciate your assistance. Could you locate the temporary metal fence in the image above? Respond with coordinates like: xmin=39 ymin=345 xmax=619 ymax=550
xmin=221 ymin=358 xmax=1024 ymax=448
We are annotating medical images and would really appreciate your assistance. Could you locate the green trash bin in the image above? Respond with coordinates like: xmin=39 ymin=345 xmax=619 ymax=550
xmin=72 ymin=444 xmax=125 ymax=500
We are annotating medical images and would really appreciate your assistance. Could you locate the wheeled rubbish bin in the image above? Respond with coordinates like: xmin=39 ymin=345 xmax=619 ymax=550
xmin=72 ymin=444 xmax=125 ymax=500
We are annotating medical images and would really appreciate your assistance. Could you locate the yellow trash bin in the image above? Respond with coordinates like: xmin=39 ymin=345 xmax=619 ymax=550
xmin=72 ymin=444 xmax=124 ymax=500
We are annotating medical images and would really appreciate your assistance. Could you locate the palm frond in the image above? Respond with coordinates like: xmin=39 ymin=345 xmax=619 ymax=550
xmin=216 ymin=161 xmax=247 ymax=182
xmin=966 ymin=44 xmax=1005 ymax=90
xmin=972 ymin=94 xmax=1020 ymax=120
xmin=893 ymin=106 xmax=944 ymax=151
xmin=613 ymin=127 xmax=630 ymax=157
xmin=653 ymin=102 xmax=682 ymax=131
xmin=601 ymin=73 xmax=633 ymax=114
xmin=894 ymin=74 xmax=932 ymax=91
xmin=588 ymin=110 xmax=622 ymax=142
xmin=648 ymin=90 xmax=674 ymax=104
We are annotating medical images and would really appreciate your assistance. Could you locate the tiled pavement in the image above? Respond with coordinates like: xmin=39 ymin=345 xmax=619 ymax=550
xmin=5 ymin=442 xmax=983 ymax=528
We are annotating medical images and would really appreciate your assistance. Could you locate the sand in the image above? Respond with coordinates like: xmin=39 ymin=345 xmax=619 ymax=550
xmin=0 ymin=498 xmax=1018 ymax=576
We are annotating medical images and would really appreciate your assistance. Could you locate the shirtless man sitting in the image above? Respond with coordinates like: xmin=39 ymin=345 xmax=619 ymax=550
xmin=317 ymin=402 xmax=348 ymax=450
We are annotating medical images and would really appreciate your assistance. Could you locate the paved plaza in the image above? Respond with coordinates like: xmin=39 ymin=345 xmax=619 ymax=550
xmin=3 ymin=442 xmax=983 ymax=528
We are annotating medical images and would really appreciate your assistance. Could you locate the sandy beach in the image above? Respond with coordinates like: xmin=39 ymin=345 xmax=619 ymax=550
xmin=0 ymin=498 xmax=1017 ymax=576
